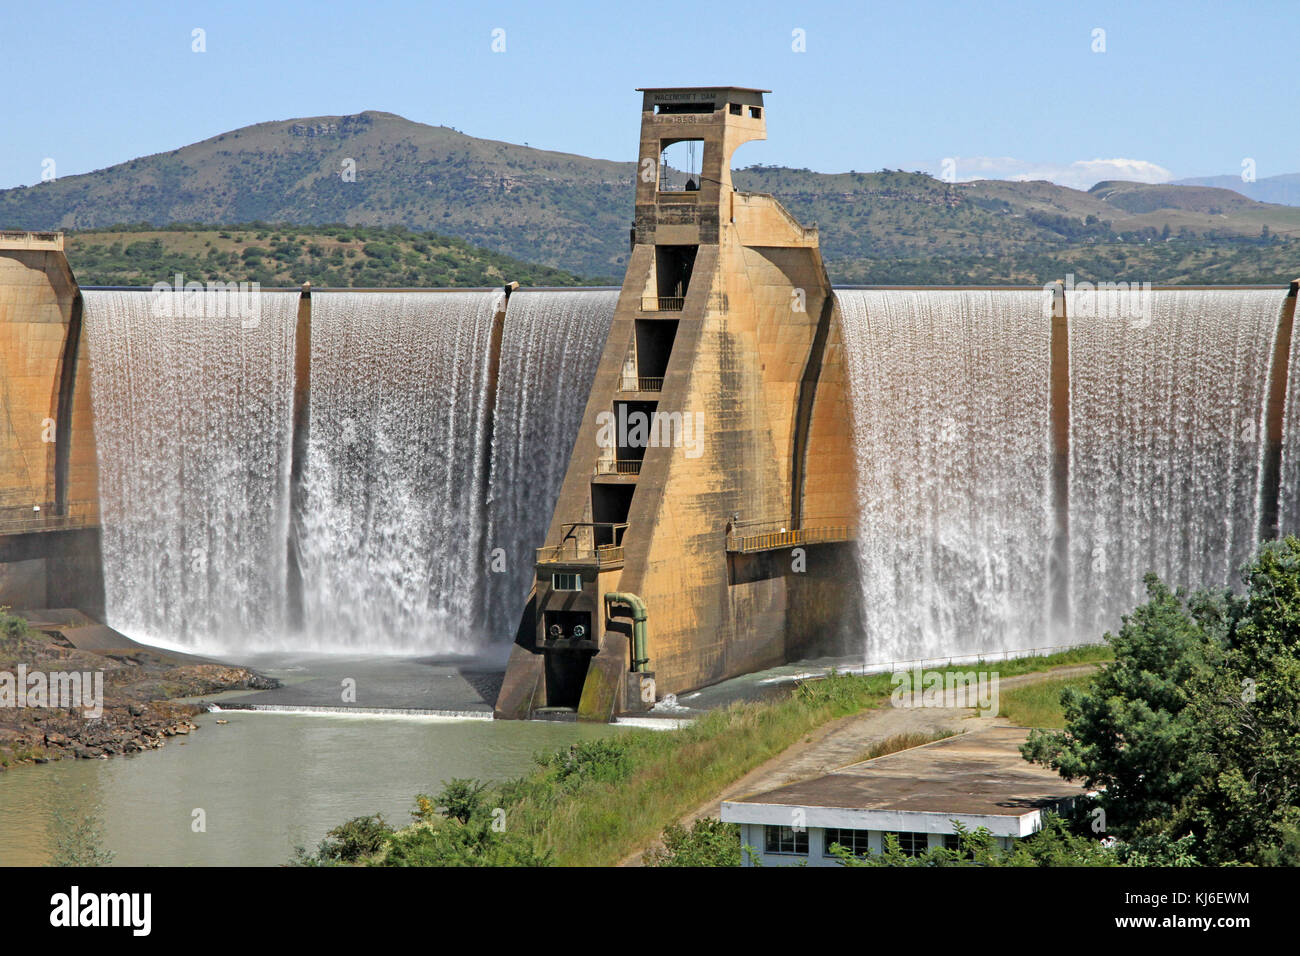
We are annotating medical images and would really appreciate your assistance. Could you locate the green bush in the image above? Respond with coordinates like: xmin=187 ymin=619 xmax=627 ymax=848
xmin=383 ymin=820 xmax=549 ymax=867
xmin=535 ymin=737 xmax=634 ymax=791
xmin=300 ymin=814 xmax=394 ymax=864
xmin=646 ymin=818 xmax=741 ymax=867
xmin=51 ymin=807 xmax=115 ymax=867
xmin=0 ymin=607 xmax=30 ymax=645
xmin=432 ymin=778 xmax=489 ymax=824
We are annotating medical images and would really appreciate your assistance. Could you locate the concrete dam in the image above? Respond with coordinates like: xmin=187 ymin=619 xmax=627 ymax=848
xmin=1 ymin=87 xmax=1297 ymax=721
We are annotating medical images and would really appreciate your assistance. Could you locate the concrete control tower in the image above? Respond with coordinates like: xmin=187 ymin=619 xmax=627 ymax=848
xmin=495 ymin=88 xmax=859 ymax=720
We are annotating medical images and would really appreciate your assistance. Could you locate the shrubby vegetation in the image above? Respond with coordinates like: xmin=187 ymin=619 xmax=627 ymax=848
xmin=297 ymin=647 xmax=1110 ymax=867
xmin=64 ymin=223 xmax=605 ymax=289
xmin=645 ymin=818 xmax=742 ymax=867
xmin=804 ymin=536 xmax=1300 ymax=867
xmin=50 ymin=806 xmax=115 ymax=867
xmin=1023 ymin=537 xmax=1300 ymax=866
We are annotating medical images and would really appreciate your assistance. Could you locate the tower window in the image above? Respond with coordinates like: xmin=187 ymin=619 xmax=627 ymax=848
xmin=749 ymin=106 xmax=762 ymax=119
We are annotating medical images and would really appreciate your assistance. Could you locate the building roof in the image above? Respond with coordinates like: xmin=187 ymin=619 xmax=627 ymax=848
xmin=720 ymin=726 xmax=1090 ymax=837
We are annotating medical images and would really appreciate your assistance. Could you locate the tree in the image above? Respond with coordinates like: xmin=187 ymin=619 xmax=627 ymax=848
xmin=1023 ymin=574 xmax=1225 ymax=837
xmin=1025 ymin=538 xmax=1300 ymax=864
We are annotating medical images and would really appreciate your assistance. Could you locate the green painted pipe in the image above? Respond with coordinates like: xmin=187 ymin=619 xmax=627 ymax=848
xmin=604 ymin=592 xmax=649 ymax=672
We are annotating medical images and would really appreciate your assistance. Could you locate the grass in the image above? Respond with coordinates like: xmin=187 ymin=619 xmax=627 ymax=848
xmin=0 ymin=744 xmax=46 ymax=768
xmin=368 ymin=645 xmax=1111 ymax=867
xmin=998 ymin=673 xmax=1096 ymax=729
xmin=855 ymin=730 xmax=957 ymax=764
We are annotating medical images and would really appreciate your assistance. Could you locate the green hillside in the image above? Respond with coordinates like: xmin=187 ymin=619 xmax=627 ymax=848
xmin=5 ymin=110 xmax=1300 ymax=285
xmin=65 ymin=224 xmax=599 ymax=289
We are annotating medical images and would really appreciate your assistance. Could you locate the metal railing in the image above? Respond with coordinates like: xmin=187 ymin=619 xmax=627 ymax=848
xmin=640 ymin=296 xmax=685 ymax=312
xmin=594 ymin=459 xmax=643 ymax=476
xmin=727 ymin=524 xmax=856 ymax=554
xmin=536 ymin=542 xmax=626 ymax=568
xmin=618 ymin=376 xmax=664 ymax=393
xmin=0 ymin=500 xmax=99 ymax=536
xmin=536 ymin=522 xmax=627 ymax=567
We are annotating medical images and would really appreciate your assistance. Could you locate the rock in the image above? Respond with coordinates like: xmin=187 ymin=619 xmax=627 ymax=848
xmin=128 ymin=703 xmax=145 ymax=716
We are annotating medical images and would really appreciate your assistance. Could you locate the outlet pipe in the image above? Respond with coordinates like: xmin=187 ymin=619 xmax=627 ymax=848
xmin=604 ymin=592 xmax=649 ymax=672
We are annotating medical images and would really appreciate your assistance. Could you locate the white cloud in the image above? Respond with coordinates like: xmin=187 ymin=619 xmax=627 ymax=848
xmin=927 ymin=156 xmax=1173 ymax=191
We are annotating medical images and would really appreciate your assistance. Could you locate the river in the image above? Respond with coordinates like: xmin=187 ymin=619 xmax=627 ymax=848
xmin=0 ymin=709 xmax=616 ymax=866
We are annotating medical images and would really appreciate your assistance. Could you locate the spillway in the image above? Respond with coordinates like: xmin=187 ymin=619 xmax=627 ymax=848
xmin=836 ymin=290 xmax=1054 ymax=664
xmin=83 ymin=288 xmax=298 ymax=650
xmin=837 ymin=286 xmax=1291 ymax=665
xmin=483 ymin=290 xmax=616 ymax=642
xmin=295 ymin=291 xmax=503 ymax=652
xmin=81 ymin=276 xmax=1297 ymax=672
xmin=83 ymin=286 xmax=614 ymax=655
xmin=1067 ymin=289 xmax=1282 ymax=637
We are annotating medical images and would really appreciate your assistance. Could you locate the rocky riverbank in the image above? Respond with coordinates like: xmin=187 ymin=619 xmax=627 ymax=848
xmin=0 ymin=612 xmax=278 ymax=768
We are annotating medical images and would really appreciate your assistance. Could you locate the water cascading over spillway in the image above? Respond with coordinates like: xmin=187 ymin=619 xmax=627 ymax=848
xmin=836 ymin=290 xmax=1054 ymax=664
xmin=1276 ymin=298 xmax=1300 ymax=537
xmin=1067 ymin=289 xmax=1284 ymax=638
xmin=484 ymin=290 xmax=616 ymax=641
xmin=85 ymin=286 xmax=614 ymax=655
xmin=295 ymin=291 xmax=504 ymax=652
xmin=83 ymin=289 xmax=299 ymax=650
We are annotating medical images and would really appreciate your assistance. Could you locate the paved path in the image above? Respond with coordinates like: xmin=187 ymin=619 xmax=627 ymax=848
xmin=620 ymin=662 xmax=1097 ymax=866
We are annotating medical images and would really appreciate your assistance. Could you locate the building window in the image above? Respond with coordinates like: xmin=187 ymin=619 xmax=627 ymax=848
xmin=551 ymin=573 xmax=581 ymax=592
xmin=764 ymin=825 xmax=808 ymax=855
xmin=943 ymin=833 xmax=961 ymax=852
xmin=729 ymin=103 xmax=742 ymax=116
xmin=885 ymin=831 xmax=929 ymax=857
xmin=824 ymin=828 xmax=871 ymax=857
xmin=749 ymin=106 xmax=762 ymax=119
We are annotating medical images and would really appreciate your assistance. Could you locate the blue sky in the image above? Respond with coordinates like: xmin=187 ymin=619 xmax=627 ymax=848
xmin=3 ymin=0 xmax=1296 ymax=190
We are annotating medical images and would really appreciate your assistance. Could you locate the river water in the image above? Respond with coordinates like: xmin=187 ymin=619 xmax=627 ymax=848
xmin=0 ymin=711 xmax=615 ymax=866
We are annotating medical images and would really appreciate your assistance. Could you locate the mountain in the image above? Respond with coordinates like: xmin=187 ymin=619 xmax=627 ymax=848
xmin=1 ymin=111 xmax=636 ymax=279
xmin=4 ymin=111 xmax=1300 ymax=283
xmin=1171 ymin=173 xmax=1300 ymax=207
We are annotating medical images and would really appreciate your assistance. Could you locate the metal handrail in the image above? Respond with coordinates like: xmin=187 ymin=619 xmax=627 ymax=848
xmin=641 ymin=297 xmax=684 ymax=312
xmin=618 ymin=376 xmax=664 ymax=393
xmin=0 ymin=500 xmax=99 ymax=535
xmin=594 ymin=459 xmax=643 ymax=476
xmin=536 ymin=542 xmax=626 ymax=568
xmin=727 ymin=525 xmax=856 ymax=554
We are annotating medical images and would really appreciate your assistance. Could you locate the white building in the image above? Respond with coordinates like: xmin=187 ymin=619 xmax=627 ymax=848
xmin=720 ymin=726 xmax=1090 ymax=866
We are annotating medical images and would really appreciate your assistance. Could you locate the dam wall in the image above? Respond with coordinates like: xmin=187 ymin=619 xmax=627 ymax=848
xmin=0 ymin=232 xmax=101 ymax=615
